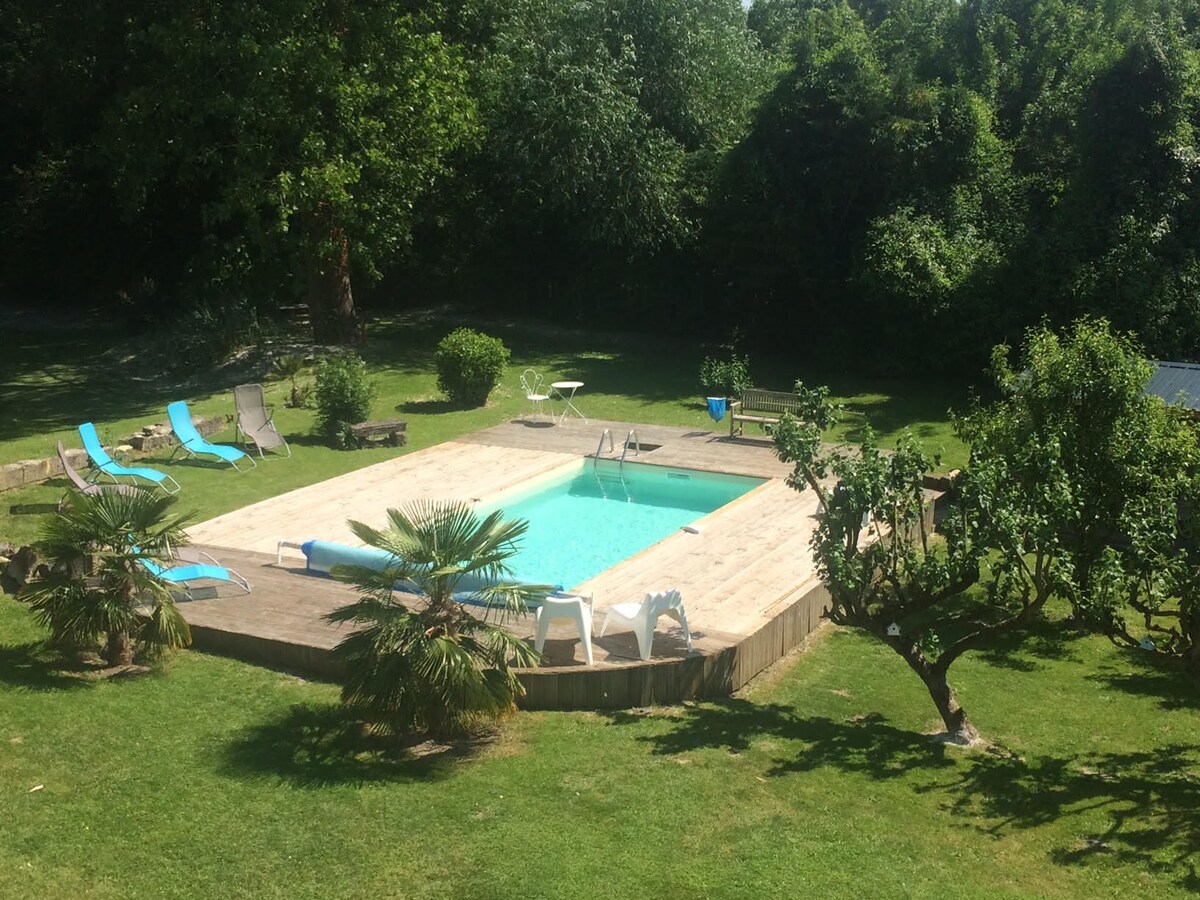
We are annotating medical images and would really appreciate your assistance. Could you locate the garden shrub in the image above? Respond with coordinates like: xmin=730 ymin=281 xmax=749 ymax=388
xmin=699 ymin=351 xmax=752 ymax=398
xmin=314 ymin=354 xmax=378 ymax=447
xmin=435 ymin=328 xmax=510 ymax=407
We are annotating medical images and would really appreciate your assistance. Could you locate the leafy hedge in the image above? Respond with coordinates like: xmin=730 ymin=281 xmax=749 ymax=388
xmin=435 ymin=328 xmax=510 ymax=407
xmin=314 ymin=354 xmax=378 ymax=448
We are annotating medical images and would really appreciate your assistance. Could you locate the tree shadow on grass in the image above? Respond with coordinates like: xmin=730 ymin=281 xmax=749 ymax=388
xmin=164 ymin=457 xmax=239 ymax=471
xmin=928 ymin=742 xmax=1200 ymax=892
xmin=8 ymin=502 xmax=60 ymax=516
xmin=0 ymin=641 xmax=90 ymax=691
xmin=1086 ymin=649 xmax=1200 ymax=711
xmin=396 ymin=398 xmax=462 ymax=415
xmin=603 ymin=700 xmax=956 ymax=781
xmin=613 ymin=697 xmax=1200 ymax=888
xmin=220 ymin=702 xmax=475 ymax=788
xmin=282 ymin=433 xmax=334 ymax=448
xmin=974 ymin=616 xmax=1083 ymax=673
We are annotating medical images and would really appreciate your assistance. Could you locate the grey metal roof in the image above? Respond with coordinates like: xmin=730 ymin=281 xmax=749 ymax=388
xmin=1147 ymin=361 xmax=1200 ymax=410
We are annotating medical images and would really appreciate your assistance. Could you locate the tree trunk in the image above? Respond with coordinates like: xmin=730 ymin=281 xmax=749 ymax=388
xmin=919 ymin=666 xmax=978 ymax=743
xmin=308 ymin=230 xmax=357 ymax=344
xmin=1182 ymin=598 xmax=1200 ymax=677
xmin=892 ymin=640 xmax=979 ymax=742
xmin=105 ymin=629 xmax=133 ymax=667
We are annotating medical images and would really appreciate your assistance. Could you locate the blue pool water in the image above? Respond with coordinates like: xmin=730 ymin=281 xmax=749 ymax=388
xmin=477 ymin=460 xmax=765 ymax=590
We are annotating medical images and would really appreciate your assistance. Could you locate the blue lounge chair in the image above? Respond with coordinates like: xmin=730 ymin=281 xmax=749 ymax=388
xmin=78 ymin=422 xmax=181 ymax=494
xmin=167 ymin=401 xmax=255 ymax=472
xmin=140 ymin=547 xmax=251 ymax=597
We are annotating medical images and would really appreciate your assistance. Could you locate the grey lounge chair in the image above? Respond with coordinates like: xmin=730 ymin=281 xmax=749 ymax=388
xmin=234 ymin=384 xmax=291 ymax=459
xmin=56 ymin=441 xmax=143 ymax=508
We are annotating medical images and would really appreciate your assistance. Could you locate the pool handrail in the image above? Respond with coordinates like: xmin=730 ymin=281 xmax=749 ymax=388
xmin=620 ymin=430 xmax=640 ymax=469
xmin=594 ymin=429 xmax=614 ymax=466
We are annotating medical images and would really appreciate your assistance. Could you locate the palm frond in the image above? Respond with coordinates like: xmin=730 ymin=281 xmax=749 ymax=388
xmin=139 ymin=598 xmax=192 ymax=655
xmin=464 ymin=582 xmax=555 ymax=622
xmin=329 ymin=499 xmax=550 ymax=736
xmin=21 ymin=489 xmax=194 ymax=658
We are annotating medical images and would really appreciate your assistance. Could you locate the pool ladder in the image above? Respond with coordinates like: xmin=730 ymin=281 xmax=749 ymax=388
xmin=593 ymin=429 xmax=640 ymax=470
xmin=593 ymin=429 xmax=640 ymax=501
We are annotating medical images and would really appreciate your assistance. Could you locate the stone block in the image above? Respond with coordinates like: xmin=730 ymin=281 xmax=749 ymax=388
xmin=0 ymin=545 xmax=38 ymax=594
xmin=22 ymin=458 xmax=53 ymax=483
xmin=0 ymin=464 xmax=26 ymax=492
xmin=61 ymin=447 xmax=89 ymax=474
xmin=125 ymin=414 xmax=230 ymax=452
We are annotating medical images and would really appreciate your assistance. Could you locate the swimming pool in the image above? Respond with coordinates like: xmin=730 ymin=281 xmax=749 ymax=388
xmin=477 ymin=460 xmax=765 ymax=590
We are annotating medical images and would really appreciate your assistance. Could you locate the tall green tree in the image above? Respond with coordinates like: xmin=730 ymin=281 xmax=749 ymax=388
xmin=0 ymin=1 xmax=477 ymax=341
xmin=1102 ymin=470 xmax=1200 ymax=675
xmin=422 ymin=0 xmax=769 ymax=320
xmin=776 ymin=382 xmax=1071 ymax=741
xmin=103 ymin=1 xmax=477 ymax=342
xmin=0 ymin=1 xmax=160 ymax=308
xmin=18 ymin=491 xmax=193 ymax=668
xmin=326 ymin=501 xmax=547 ymax=737
xmin=723 ymin=0 xmax=1200 ymax=371
xmin=974 ymin=318 xmax=1199 ymax=624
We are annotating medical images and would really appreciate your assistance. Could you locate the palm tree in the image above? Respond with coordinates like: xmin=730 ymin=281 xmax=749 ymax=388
xmin=326 ymin=500 xmax=548 ymax=738
xmin=18 ymin=491 xmax=194 ymax=667
xmin=271 ymin=354 xmax=309 ymax=408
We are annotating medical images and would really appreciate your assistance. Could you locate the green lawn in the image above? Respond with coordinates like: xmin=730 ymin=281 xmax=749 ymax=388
xmin=1 ymin=595 xmax=1194 ymax=898
xmin=8 ymin=313 xmax=1187 ymax=897
xmin=0 ymin=312 xmax=969 ymax=545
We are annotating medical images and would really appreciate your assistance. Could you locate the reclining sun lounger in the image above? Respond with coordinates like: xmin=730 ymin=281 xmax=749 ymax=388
xmin=141 ymin=546 xmax=251 ymax=597
xmin=78 ymin=422 xmax=181 ymax=494
xmin=167 ymin=401 xmax=255 ymax=471
xmin=56 ymin=440 xmax=143 ymax=509
xmin=234 ymin=384 xmax=291 ymax=459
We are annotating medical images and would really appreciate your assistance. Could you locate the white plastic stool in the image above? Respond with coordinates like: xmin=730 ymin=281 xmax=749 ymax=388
xmin=534 ymin=592 xmax=595 ymax=666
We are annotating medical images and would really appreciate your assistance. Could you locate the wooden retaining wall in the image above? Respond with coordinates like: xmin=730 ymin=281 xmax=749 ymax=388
xmin=185 ymin=578 xmax=831 ymax=709
xmin=516 ymin=580 xmax=830 ymax=709
xmin=185 ymin=622 xmax=342 ymax=680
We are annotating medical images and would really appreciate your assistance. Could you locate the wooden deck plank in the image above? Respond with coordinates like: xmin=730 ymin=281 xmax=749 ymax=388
xmin=187 ymin=441 xmax=581 ymax=556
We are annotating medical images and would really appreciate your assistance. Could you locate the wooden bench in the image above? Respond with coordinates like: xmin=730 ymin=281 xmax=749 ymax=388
xmin=729 ymin=388 xmax=803 ymax=436
xmin=348 ymin=419 xmax=408 ymax=448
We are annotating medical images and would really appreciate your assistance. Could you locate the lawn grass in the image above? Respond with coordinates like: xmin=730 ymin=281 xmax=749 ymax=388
xmin=1 ymin=312 xmax=1193 ymax=897
xmin=1 ymin=595 xmax=1195 ymax=898
xmin=0 ymin=311 xmax=969 ymax=546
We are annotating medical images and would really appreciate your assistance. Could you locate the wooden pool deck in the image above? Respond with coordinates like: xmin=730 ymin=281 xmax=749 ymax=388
xmin=182 ymin=418 xmax=832 ymax=708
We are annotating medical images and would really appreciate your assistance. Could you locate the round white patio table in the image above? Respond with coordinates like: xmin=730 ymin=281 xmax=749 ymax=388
xmin=550 ymin=381 xmax=587 ymax=425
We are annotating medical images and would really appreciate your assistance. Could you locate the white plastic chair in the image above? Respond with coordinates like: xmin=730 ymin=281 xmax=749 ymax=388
xmin=599 ymin=589 xmax=693 ymax=660
xmin=534 ymin=592 xmax=595 ymax=666
xmin=520 ymin=369 xmax=551 ymax=421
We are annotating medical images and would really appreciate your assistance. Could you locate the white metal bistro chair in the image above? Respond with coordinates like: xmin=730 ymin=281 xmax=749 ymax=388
xmin=599 ymin=588 xmax=693 ymax=660
xmin=534 ymin=591 xmax=595 ymax=666
xmin=520 ymin=369 xmax=551 ymax=421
